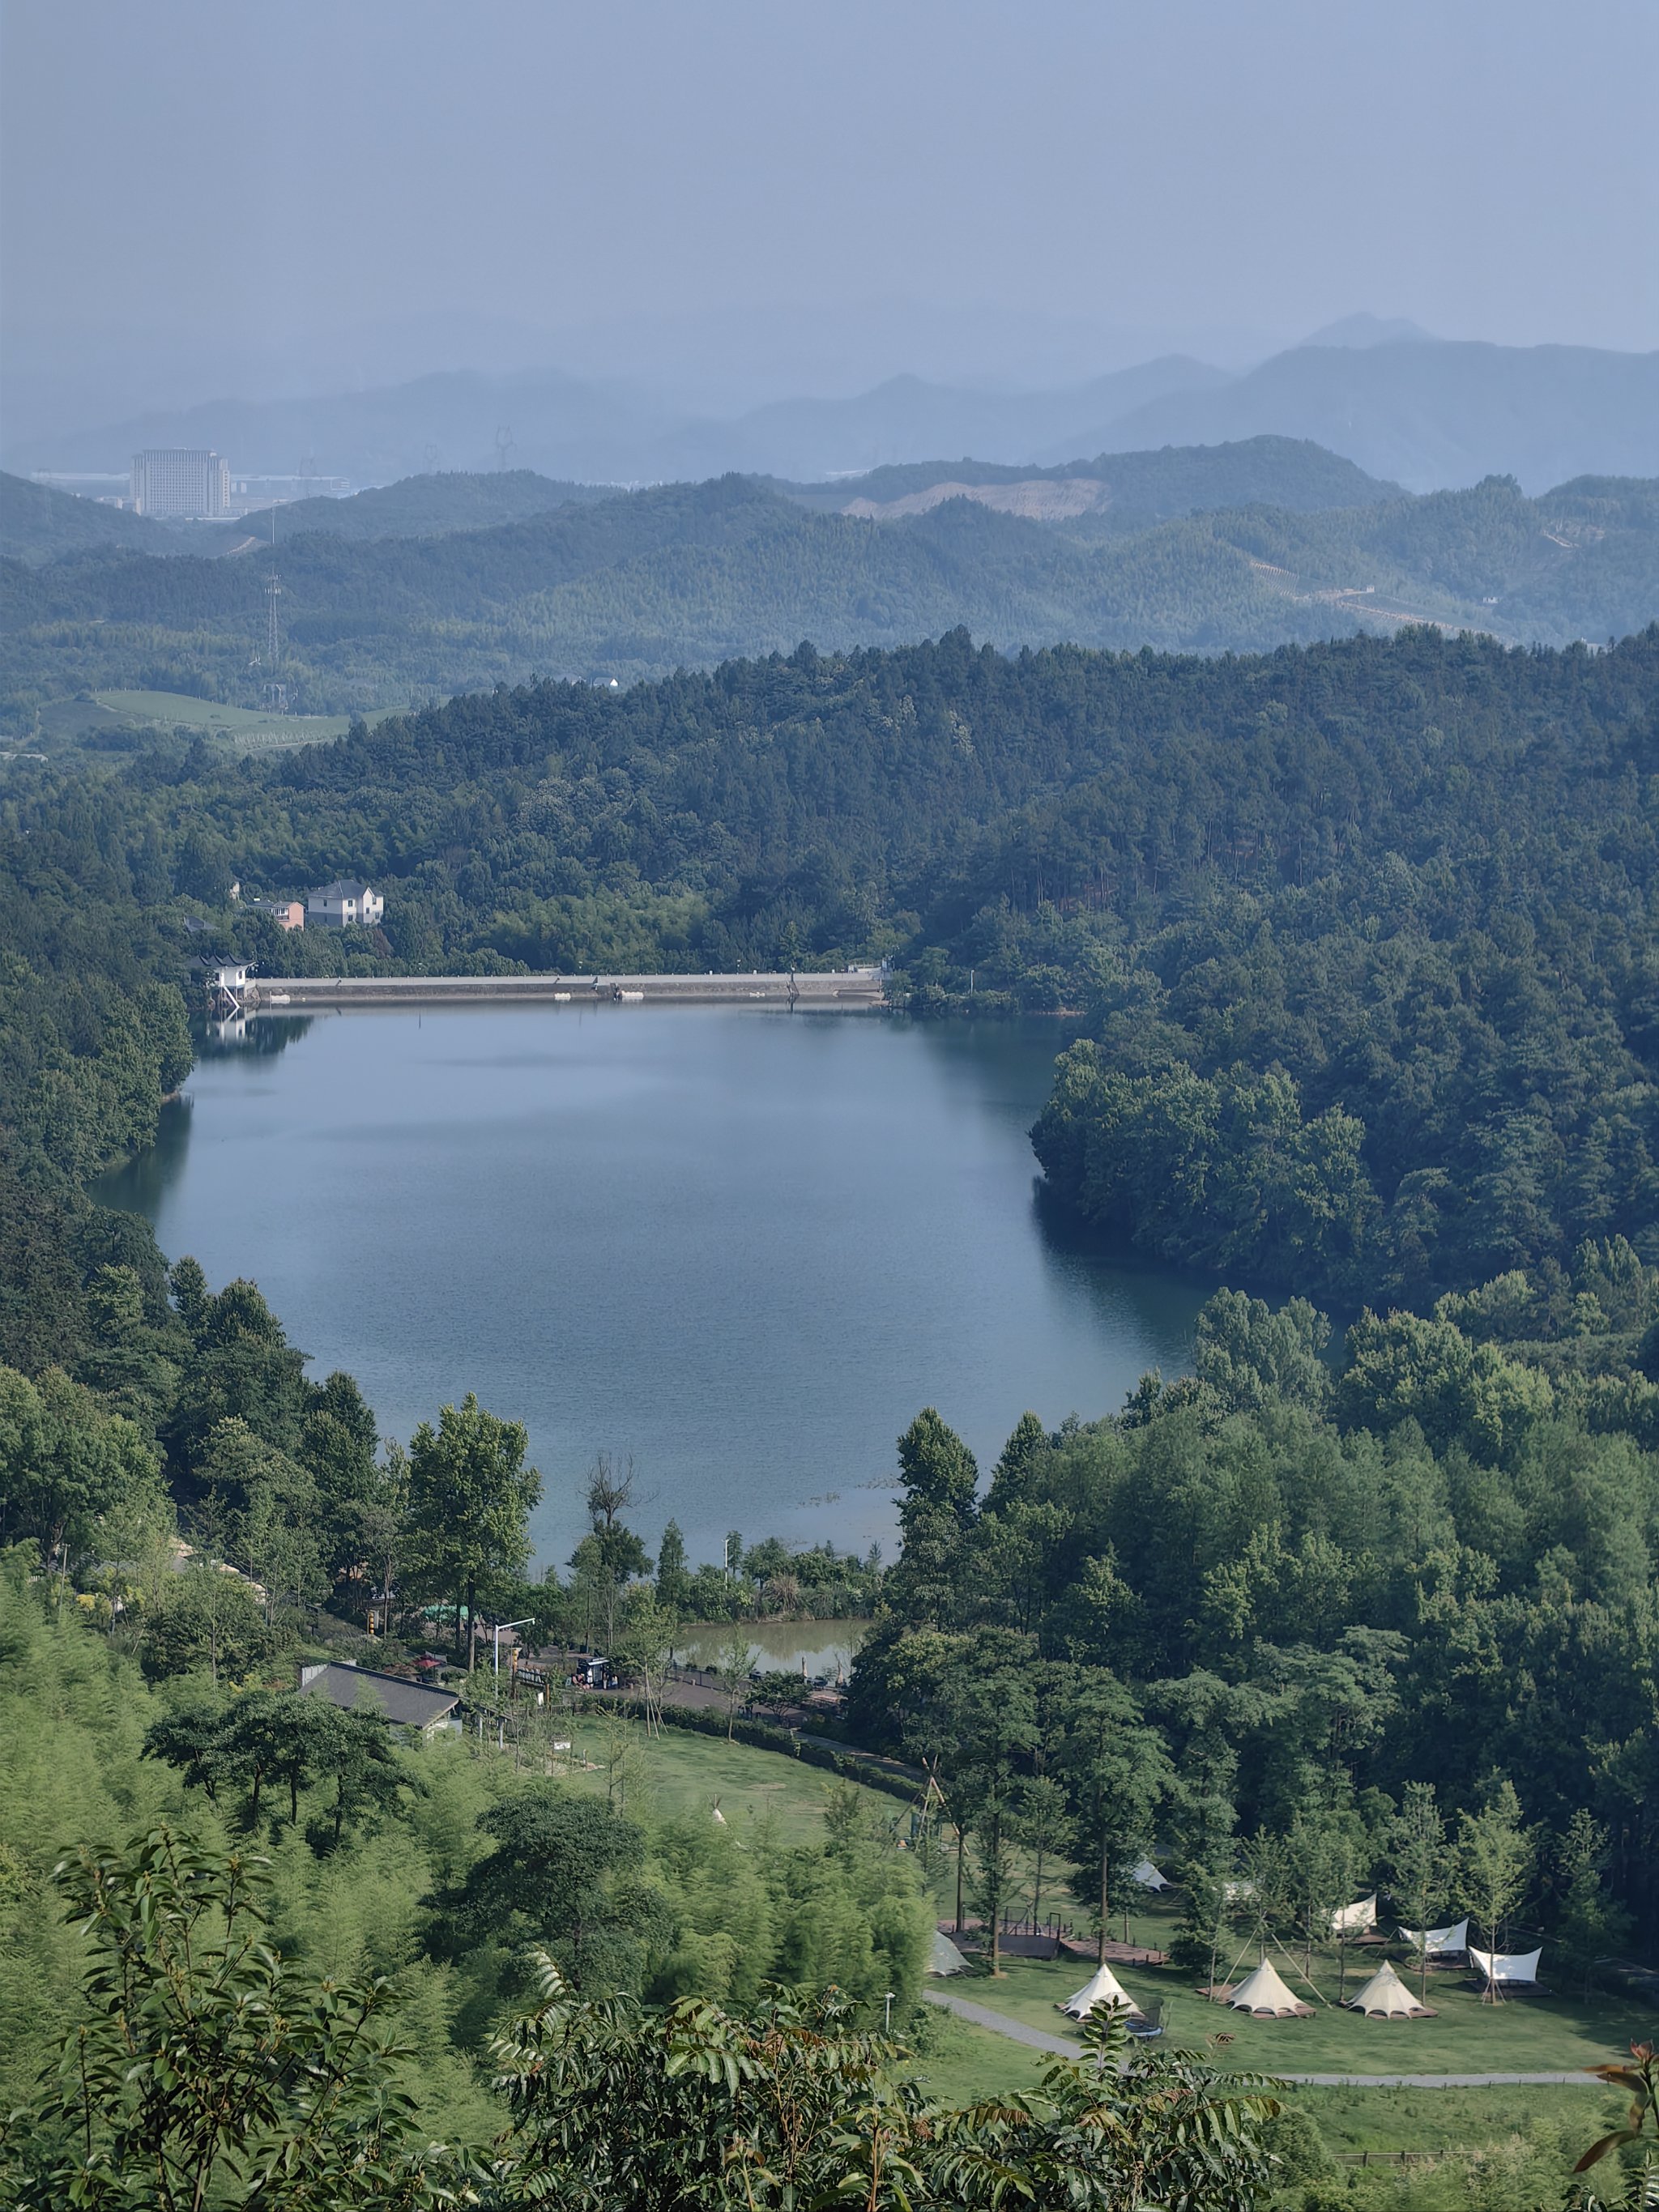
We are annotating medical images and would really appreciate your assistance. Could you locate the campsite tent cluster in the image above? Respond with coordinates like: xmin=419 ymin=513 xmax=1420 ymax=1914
xmin=1060 ymin=1954 xmax=1431 ymax=2024
xmin=927 ymin=1870 xmax=1545 ymax=2028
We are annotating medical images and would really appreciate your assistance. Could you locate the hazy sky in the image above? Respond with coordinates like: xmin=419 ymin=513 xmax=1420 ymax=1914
xmin=4 ymin=0 xmax=1657 ymax=421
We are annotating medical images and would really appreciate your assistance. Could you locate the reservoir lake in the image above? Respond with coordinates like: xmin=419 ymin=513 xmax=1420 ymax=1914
xmin=97 ymin=1005 xmax=1204 ymax=1573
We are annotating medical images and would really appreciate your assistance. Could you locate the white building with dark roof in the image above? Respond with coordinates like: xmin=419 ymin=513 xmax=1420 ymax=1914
xmin=307 ymin=880 xmax=384 ymax=929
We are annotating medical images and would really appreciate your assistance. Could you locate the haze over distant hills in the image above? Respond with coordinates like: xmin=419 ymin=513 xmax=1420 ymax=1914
xmin=1077 ymin=341 xmax=1659 ymax=493
xmin=11 ymin=334 xmax=1657 ymax=497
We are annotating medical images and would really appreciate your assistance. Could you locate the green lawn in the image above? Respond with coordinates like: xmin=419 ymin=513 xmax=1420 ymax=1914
xmin=90 ymin=689 xmax=399 ymax=751
xmin=908 ymin=2027 xmax=1610 ymax=2157
xmin=945 ymin=1948 xmax=1657 ymax=2079
xmin=1283 ymin=2081 xmax=1610 ymax=2157
xmin=904 ymin=2014 xmax=1049 ymax=2108
xmin=555 ymin=1713 xmax=912 ymax=1847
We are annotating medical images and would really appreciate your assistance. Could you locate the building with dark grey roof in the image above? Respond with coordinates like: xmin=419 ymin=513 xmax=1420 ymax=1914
xmin=306 ymin=880 xmax=384 ymax=929
xmin=298 ymin=1660 xmax=460 ymax=1734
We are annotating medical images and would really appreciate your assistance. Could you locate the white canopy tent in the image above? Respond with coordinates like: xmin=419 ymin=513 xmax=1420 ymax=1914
xmin=1060 ymin=1963 xmax=1145 ymax=2019
xmin=1347 ymin=1961 xmax=1434 ymax=2018
xmin=1132 ymin=1858 xmax=1169 ymax=1891
xmin=1469 ymin=1946 xmax=1543 ymax=1988
xmin=928 ymin=1930 xmax=969 ymax=1977
xmin=1330 ymin=1894 xmax=1377 ymax=1937
xmin=1398 ymin=1917 xmax=1469 ymax=1958
xmin=1223 ymin=1959 xmax=1312 ymax=2018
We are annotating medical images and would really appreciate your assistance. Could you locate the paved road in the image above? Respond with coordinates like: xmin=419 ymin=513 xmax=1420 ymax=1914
xmin=922 ymin=1993 xmax=1598 ymax=2086
xmin=923 ymin=1991 xmax=1081 ymax=2056
xmin=1277 ymin=2069 xmax=1594 ymax=2086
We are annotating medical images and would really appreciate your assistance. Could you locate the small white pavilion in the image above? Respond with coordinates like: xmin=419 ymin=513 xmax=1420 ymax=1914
xmin=1398 ymin=1917 xmax=1469 ymax=1958
xmin=1469 ymin=1946 xmax=1544 ymax=1990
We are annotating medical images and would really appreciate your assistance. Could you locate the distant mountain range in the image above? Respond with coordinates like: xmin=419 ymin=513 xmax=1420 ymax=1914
xmin=1071 ymin=341 xmax=1659 ymax=493
xmin=0 ymin=438 xmax=1397 ymax=565
xmin=10 ymin=337 xmax=1657 ymax=496
xmin=5 ymin=439 xmax=1655 ymax=733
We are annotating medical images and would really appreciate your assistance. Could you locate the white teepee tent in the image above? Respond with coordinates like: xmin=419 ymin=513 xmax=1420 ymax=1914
xmin=1348 ymin=1960 xmax=1434 ymax=2018
xmin=1060 ymin=1962 xmax=1145 ymax=2018
xmin=928 ymin=1930 xmax=969 ymax=1976
xmin=1132 ymin=1857 xmax=1169 ymax=1890
xmin=1329 ymin=1894 xmax=1377 ymax=1937
xmin=1225 ymin=1958 xmax=1312 ymax=2017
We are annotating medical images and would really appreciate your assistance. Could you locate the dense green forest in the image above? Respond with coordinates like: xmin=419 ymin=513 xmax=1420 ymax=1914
xmin=4 ymin=454 xmax=1654 ymax=724
xmin=16 ymin=620 xmax=1659 ymax=1302
xmin=6 ymin=624 xmax=1659 ymax=2201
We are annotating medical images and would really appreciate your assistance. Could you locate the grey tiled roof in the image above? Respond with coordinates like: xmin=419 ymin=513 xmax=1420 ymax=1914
xmin=300 ymin=1662 xmax=458 ymax=1729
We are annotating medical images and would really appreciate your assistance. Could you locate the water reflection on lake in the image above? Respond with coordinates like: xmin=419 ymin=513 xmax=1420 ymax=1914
xmin=672 ymin=1619 xmax=868 ymax=1682
xmin=96 ymin=1005 xmax=1204 ymax=1571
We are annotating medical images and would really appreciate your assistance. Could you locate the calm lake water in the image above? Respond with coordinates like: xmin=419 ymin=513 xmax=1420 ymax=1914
xmin=97 ymin=1006 xmax=1203 ymax=1572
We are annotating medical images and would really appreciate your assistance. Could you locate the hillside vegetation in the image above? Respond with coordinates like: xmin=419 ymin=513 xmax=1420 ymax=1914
xmin=6 ymin=625 xmax=1659 ymax=2200
xmin=3 ymin=455 xmax=1656 ymax=724
xmin=0 ymin=471 xmax=182 ymax=564
xmin=6 ymin=622 xmax=1659 ymax=1317
xmin=227 ymin=467 xmax=616 ymax=543
xmin=781 ymin=433 xmax=1400 ymax=522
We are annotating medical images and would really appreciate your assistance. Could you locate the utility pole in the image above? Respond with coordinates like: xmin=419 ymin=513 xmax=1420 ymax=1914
xmin=263 ymin=505 xmax=287 ymax=714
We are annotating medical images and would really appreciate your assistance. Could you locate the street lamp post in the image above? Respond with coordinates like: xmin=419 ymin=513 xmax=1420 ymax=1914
xmin=884 ymin=1991 xmax=896 ymax=2032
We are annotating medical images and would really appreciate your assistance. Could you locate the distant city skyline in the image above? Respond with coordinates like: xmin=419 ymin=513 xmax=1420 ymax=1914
xmin=4 ymin=0 xmax=1655 ymax=447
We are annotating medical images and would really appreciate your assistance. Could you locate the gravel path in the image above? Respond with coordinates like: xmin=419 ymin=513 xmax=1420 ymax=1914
xmin=922 ymin=1993 xmax=1597 ymax=2086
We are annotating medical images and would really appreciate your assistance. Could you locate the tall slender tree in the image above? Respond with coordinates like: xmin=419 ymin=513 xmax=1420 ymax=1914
xmin=405 ymin=1395 xmax=541 ymax=1664
xmin=1056 ymin=1666 xmax=1171 ymax=1967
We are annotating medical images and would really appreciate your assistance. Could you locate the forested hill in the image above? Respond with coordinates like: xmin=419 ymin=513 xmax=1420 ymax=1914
xmin=4 ymin=464 xmax=1657 ymax=726
xmin=7 ymin=621 xmax=1659 ymax=1321
xmin=777 ymin=433 xmax=1399 ymax=521
xmin=0 ymin=471 xmax=181 ymax=562
xmin=227 ymin=467 xmax=616 ymax=544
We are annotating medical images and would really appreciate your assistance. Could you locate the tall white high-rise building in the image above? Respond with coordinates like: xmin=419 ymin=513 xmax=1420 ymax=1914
xmin=130 ymin=449 xmax=232 ymax=518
